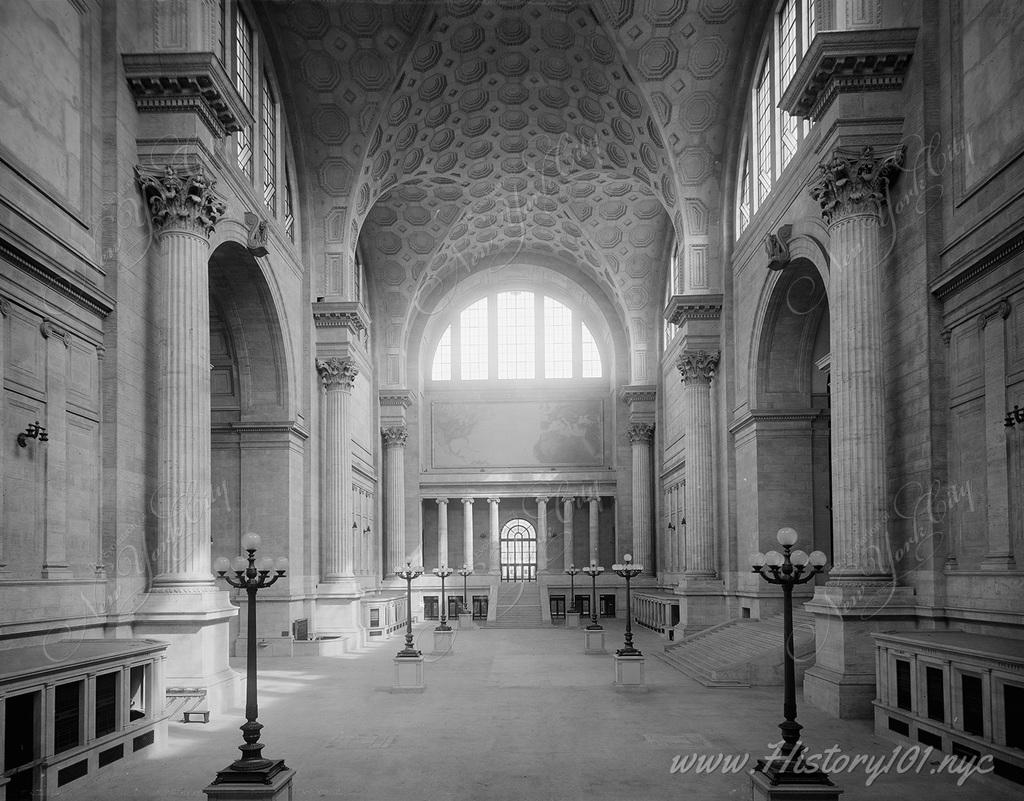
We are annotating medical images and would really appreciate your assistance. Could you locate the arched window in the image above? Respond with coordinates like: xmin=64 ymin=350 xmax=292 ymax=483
xmin=500 ymin=519 xmax=537 ymax=582
xmin=430 ymin=291 xmax=604 ymax=382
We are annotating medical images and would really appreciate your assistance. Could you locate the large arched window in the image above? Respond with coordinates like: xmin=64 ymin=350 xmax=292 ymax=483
xmin=430 ymin=291 xmax=604 ymax=382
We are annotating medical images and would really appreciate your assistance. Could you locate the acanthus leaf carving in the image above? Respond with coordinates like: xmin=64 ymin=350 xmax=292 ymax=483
xmin=808 ymin=146 xmax=904 ymax=226
xmin=315 ymin=357 xmax=359 ymax=390
xmin=677 ymin=350 xmax=720 ymax=384
xmin=134 ymin=165 xmax=227 ymax=238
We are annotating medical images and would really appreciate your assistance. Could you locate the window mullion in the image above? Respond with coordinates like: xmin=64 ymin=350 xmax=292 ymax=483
xmin=451 ymin=318 xmax=462 ymax=382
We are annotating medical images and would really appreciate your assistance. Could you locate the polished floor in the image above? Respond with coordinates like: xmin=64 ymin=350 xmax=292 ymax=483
xmin=70 ymin=621 xmax=1018 ymax=801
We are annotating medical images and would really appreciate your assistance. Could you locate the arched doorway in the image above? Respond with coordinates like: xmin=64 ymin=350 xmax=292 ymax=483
xmin=500 ymin=519 xmax=537 ymax=582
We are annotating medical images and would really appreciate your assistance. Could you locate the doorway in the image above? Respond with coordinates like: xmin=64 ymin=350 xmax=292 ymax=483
xmin=499 ymin=518 xmax=537 ymax=581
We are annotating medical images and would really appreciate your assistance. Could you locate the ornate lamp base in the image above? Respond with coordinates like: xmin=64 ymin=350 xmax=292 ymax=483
xmin=750 ymin=758 xmax=840 ymax=801
xmin=391 ymin=655 xmax=425 ymax=693
xmin=210 ymin=758 xmax=288 ymax=785
xmin=205 ymin=766 xmax=294 ymax=800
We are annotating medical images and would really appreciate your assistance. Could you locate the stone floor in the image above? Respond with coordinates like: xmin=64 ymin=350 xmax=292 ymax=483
xmin=68 ymin=621 xmax=1018 ymax=801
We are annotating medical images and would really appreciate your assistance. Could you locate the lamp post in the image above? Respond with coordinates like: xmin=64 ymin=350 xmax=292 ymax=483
xmin=212 ymin=533 xmax=288 ymax=783
xmin=580 ymin=561 xmax=604 ymax=629
xmin=751 ymin=527 xmax=830 ymax=784
xmin=395 ymin=561 xmax=423 ymax=657
xmin=432 ymin=565 xmax=454 ymax=631
xmin=611 ymin=553 xmax=643 ymax=656
xmin=457 ymin=563 xmax=472 ymax=615
xmin=565 ymin=564 xmax=580 ymax=612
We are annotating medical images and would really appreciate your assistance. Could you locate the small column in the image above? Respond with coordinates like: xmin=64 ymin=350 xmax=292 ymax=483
xmin=588 ymin=496 xmax=600 ymax=564
xmin=487 ymin=498 xmax=500 ymax=574
xmin=677 ymin=352 xmax=719 ymax=578
xmin=316 ymin=357 xmax=359 ymax=585
xmin=135 ymin=166 xmax=226 ymax=587
xmin=461 ymin=497 xmax=474 ymax=571
xmin=980 ymin=301 xmax=1016 ymax=569
xmin=381 ymin=426 xmax=408 ymax=571
xmin=628 ymin=423 xmax=655 ymax=574
xmin=40 ymin=320 xmax=71 ymax=578
xmin=535 ymin=497 xmax=549 ymax=574
xmin=435 ymin=498 xmax=449 ymax=569
xmin=562 ymin=497 xmax=574 ymax=569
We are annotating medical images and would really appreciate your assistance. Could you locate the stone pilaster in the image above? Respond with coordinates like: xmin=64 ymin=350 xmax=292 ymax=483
xmin=0 ymin=297 xmax=8 ymax=569
xmin=562 ymin=497 xmax=574 ymax=570
xmin=461 ymin=497 xmax=475 ymax=571
xmin=627 ymin=423 xmax=655 ymax=574
xmin=132 ymin=165 xmax=237 ymax=712
xmin=588 ymin=496 xmax=600 ymax=564
xmin=677 ymin=352 xmax=719 ymax=578
xmin=316 ymin=357 xmax=359 ymax=591
xmin=487 ymin=498 xmax=500 ymax=574
xmin=435 ymin=498 xmax=449 ymax=569
xmin=40 ymin=320 xmax=72 ymax=578
xmin=381 ymin=425 xmax=408 ymax=574
xmin=535 ymin=497 xmax=549 ymax=574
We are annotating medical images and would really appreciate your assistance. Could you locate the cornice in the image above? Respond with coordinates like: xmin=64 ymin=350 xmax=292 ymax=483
xmin=931 ymin=226 xmax=1024 ymax=302
xmin=780 ymin=28 xmax=918 ymax=122
xmin=729 ymin=408 xmax=829 ymax=434
xmin=379 ymin=389 xmax=414 ymax=408
xmin=122 ymin=51 xmax=254 ymax=138
xmin=312 ymin=300 xmax=371 ymax=334
xmin=620 ymin=384 xmax=657 ymax=405
xmin=211 ymin=421 xmax=310 ymax=439
xmin=664 ymin=293 xmax=723 ymax=326
xmin=0 ymin=237 xmax=114 ymax=318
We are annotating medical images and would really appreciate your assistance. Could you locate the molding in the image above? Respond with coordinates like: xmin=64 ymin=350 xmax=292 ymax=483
xmin=977 ymin=299 xmax=1011 ymax=331
xmin=39 ymin=319 xmax=71 ymax=348
xmin=211 ymin=421 xmax=310 ymax=439
xmin=122 ymin=51 xmax=254 ymax=138
xmin=312 ymin=300 xmax=371 ymax=334
xmin=932 ymin=226 xmax=1024 ymax=302
xmin=663 ymin=293 xmax=723 ymax=325
xmin=729 ymin=407 xmax=829 ymax=435
xmin=379 ymin=389 xmax=414 ymax=408
xmin=620 ymin=384 xmax=657 ymax=405
xmin=0 ymin=238 xmax=114 ymax=318
xmin=780 ymin=28 xmax=918 ymax=121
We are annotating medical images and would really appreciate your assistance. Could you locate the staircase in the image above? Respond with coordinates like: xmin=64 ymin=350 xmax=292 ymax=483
xmin=487 ymin=582 xmax=544 ymax=628
xmin=654 ymin=611 xmax=817 ymax=687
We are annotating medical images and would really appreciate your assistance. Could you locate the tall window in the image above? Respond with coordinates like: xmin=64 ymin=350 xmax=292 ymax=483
xmin=283 ymin=164 xmax=295 ymax=240
xmin=262 ymin=73 xmax=277 ymax=211
xmin=738 ymin=153 xmax=751 ymax=233
xmin=234 ymin=8 xmax=254 ymax=178
xmin=460 ymin=298 xmax=488 ymax=380
xmin=777 ymin=0 xmax=799 ymax=170
xmin=754 ymin=58 xmax=772 ymax=206
xmin=431 ymin=291 xmax=604 ymax=382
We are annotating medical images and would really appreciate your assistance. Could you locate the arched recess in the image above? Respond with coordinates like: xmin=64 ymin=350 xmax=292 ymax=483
xmin=207 ymin=242 xmax=303 ymax=629
xmin=737 ymin=239 xmax=833 ymax=617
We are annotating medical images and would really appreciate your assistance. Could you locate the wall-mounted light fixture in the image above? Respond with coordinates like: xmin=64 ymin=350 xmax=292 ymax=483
xmin=17 ymin=421 xmax=48 ymax=448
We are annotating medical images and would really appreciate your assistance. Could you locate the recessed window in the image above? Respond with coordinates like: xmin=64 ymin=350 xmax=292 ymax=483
xmin=431 ymin=291 xmax=604 ymax=382
xmin=234 ymin=8 xmax=254 ymax=178
xmin=777 ymin=0 xmax=799 ymax=170
xmin=262 ymin=73 xmax=277 ymax=211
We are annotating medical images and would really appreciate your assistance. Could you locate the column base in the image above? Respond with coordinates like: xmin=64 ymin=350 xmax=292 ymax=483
xmin=981 ymin=554 xmax=1018 ymax=571
xmin=750 ymin=763 xmax=842 ymax=801
xmin=803 ymin=583 xmax=917 ymax=719
xmin=204 ymin=765 xmax=294 ymax=800
xmin=392 ymin=656 xmax=425 ymax=693
xmin=584 ymin=628 xmax=606 ymax=654
xmin=613 ymin=654 xmax=647 ymax=692
xmin=675 ymin=577 xmax=727 ymax=631
xmin=432 ymin=628 xmax=455 ymax=654
xmin=315 ymin=591 xmax=365 ymax=644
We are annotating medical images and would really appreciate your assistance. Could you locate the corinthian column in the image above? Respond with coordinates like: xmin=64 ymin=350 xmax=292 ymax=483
xmin=436 ymin=498 xmax=449 ymax=568
xmin=136 ymin=165 xmax=226 ymax=587
xmin=588 ymin=496 xmax=600 ymax=564
xmin=461 ymin=497 xmax=475 ymax=571
xmin=487 ymin=498 xmax=500 ymax=574
xmin=381 ymin=426 xmax=408 ymax=573
xmin=562 ymin=497 xmax=574 ymax=569
xmin=316 ymin=357 xmax=359 ymax=585
xmin=809 ymin=146 xmax=903 ymax=583
xmin=535 ymin=497 xmax=549 ymax=574
xmin=628 ymin=423 xmax=655 ymax=574
xmin=677 ymin=351 xmax=719 ymax=578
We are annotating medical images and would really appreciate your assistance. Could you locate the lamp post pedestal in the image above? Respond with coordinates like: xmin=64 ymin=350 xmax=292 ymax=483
xmin=613 ymin=653 xmax=647 ymax=692
xmin=432 ymin=628 xmax=455 ymax=654
xmin=457 ymin=611 xmax=478 ymax=629
xmin=750 ymin=766 xmax=842 ymax=801
xmin=583 ymin=628 xmax=606 ymax=654
xmin=391 ymin=655 xmax=425 ymax=693
xmin=565 ymin=610 xmax=581 ymax=628
xmin=204 ymin=767 xmax=296 ymax=801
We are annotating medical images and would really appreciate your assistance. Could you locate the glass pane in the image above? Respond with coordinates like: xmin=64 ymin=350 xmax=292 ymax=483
xmin=738 ymin=153 xmax=750 ymax=233
xmin=262 ymin=75 xmax=277 ymax=211
xmin=755 ymin=58 xmax=772 ymax=204
xmin=581 ymin=323 xmax=602 ymax=377
xmin=432 ymin=326 xmax=452 ymax=380
xmin=460 ymin=299 xmax=488 ymax=379
xmin=544 ymin=296 xmax=572 ymax=378
xmin=54 ymin=682 xmax=82 ymax=754
xmin=497 ymin=291 xmax=535 ymax=379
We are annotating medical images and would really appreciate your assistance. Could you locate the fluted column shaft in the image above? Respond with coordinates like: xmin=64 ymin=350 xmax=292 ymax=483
xmin=136 ymin=166 xmax=226 ymax=587
xmin=562 ymin=497 xmax=574 ymax=569
xmin=461 ymin=497 xmax=475 ymax=571
xmin=588 ymin=497 xmax=600 ymax=564
xmin=382 ymin=426 xmax=407 ymax=572
xmin=809 ymin=146 xmax=903 ymax=581
xmin=535 ymin=497 xmax=548 ymax=573
xmin=436 ymin=498 xmax=449 ymax=568
xmin=317 ymin=358 xmax=358 ymax=582
xmin=628 ymin=424 xmax=655 ymax=573
xmin=487 ymin=498 xmax=500 ymax=574
xmin=678 ymin=352 xmax=718 ymax=578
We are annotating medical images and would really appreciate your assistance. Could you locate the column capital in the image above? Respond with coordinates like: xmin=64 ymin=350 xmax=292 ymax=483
xmin=978 ymin=299 xmax=1011 ymax=331
xmin=460 ymin=497 xmax=474 ymax=505
xmin=808 ymin=145 xmax=904 ymax=226
xmin=134 ymin=165 xmax=227 ymax=238
xmin=535 ymin=496 xmax=550 ymax=505
xmin=486 ymin=497 xmax=500 ymax=505
xmin=435 ymin=497 xmax=449 ymax=506
xmin=627 ymin=422 xmax=655 ymax=443
xmin=677 ymin=350 xmax=720 ymax=384
xmin=381 ymin=425 xmax=408 ymax=447
xmin=316 ymin=357 xmax=358 ymax=391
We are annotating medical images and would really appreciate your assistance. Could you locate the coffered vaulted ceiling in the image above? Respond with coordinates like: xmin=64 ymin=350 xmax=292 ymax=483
xmin=262 ymin=0 xmax=747 ymax=383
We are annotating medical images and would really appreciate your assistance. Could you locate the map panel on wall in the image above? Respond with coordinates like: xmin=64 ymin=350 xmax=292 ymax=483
xmin=430 ymin=399 xmax=605 ymax=469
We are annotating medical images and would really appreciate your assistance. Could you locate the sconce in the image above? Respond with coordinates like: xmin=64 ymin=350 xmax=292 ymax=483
xmin=17 ymin=421 xmax=48 ymax=448
xmin=364 ymin=526 xmax=371 ymax=536
xmin=667 ymin=522 xmax=675 ymax=531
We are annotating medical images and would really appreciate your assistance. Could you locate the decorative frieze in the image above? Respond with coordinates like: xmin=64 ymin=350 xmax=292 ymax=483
xmin=379 ymin=389 xmax=414 ymax=408
xmin=808 ymin=146 xmax=904 ymax=226
xmin=664 ymin=293 xmax=723 ymax=326
xmin=676 ymin=351 xmax=720 ymax=384
xmin=381 ymin=425 xmax=409 ymax=447
xmin=627 ymin=422 xmax=655 ymax=443
xmin=315 ymin=357 xmax=358 ymax=391
xmin=135 ymin=165 xmax=227 ymax=238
